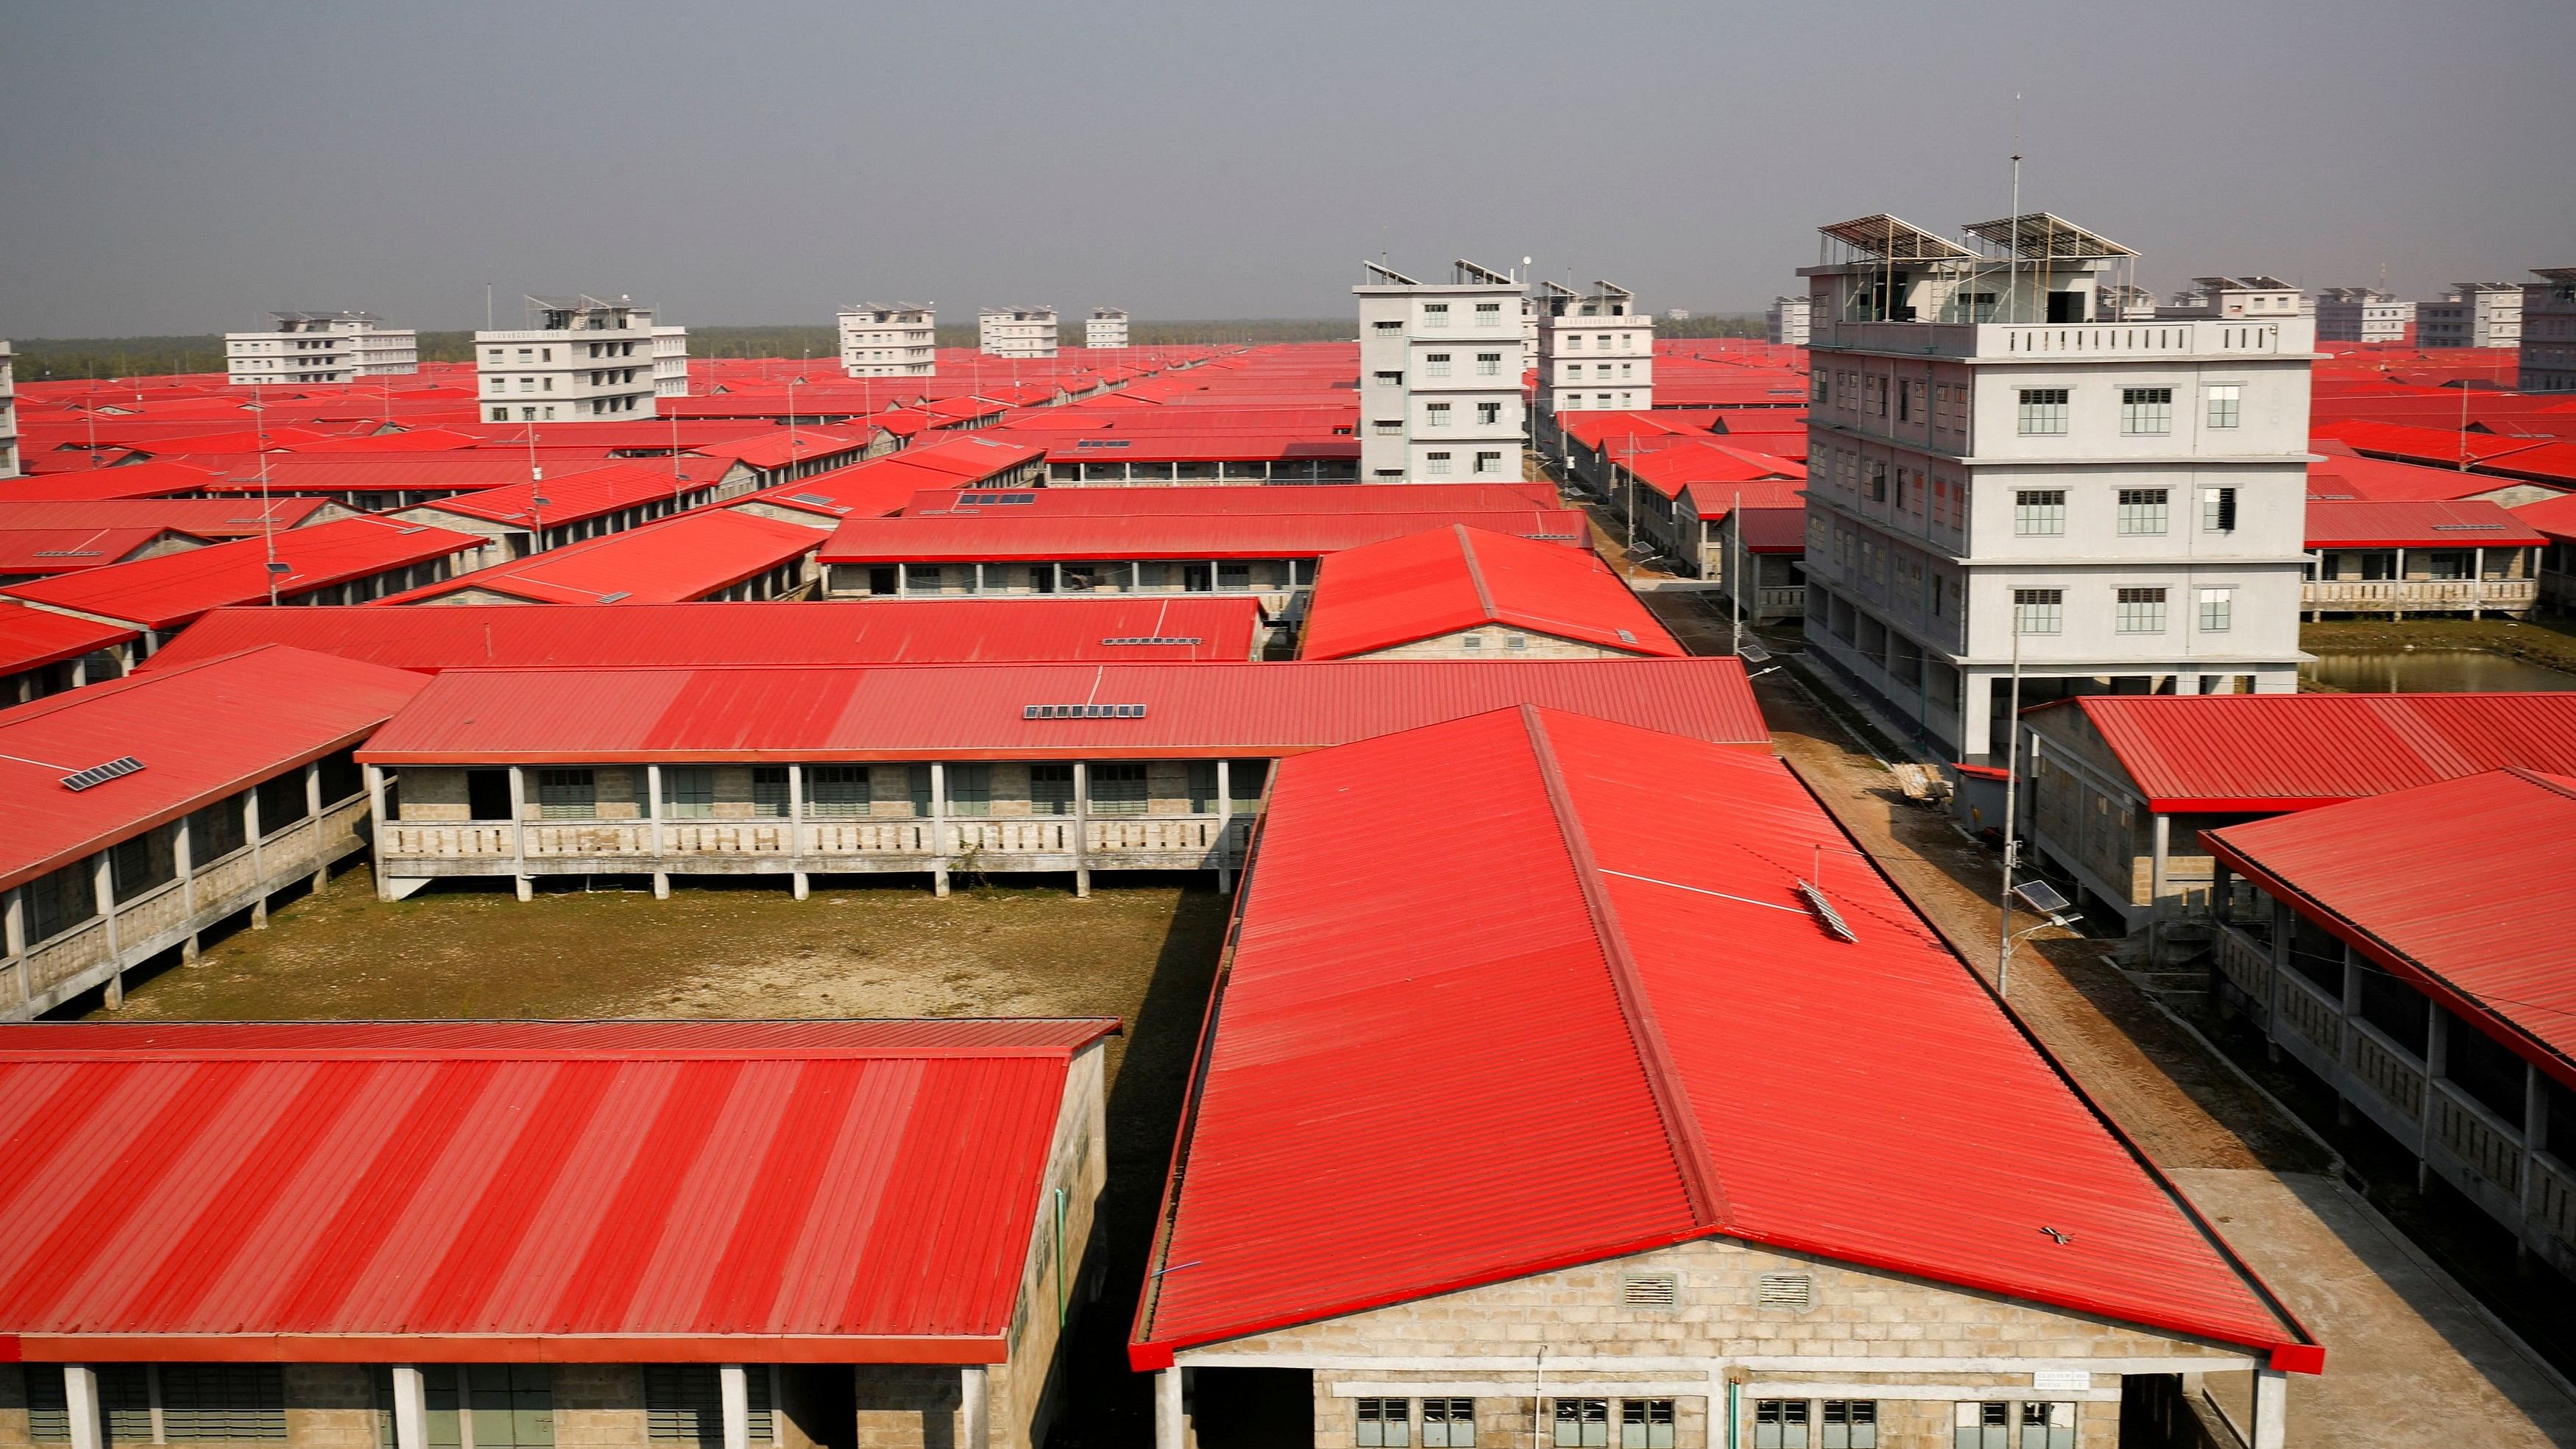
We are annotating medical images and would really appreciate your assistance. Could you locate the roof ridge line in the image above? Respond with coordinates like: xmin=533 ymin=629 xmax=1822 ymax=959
xmin=1455 ymin=524 xmax=1500 ymax=623
xmin=1518 ymin=704 xmax=1728 ymax=1229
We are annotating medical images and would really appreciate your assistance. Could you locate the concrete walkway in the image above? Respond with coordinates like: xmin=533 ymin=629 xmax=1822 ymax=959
xmin=1635 ymin=591 xmax=2576 ymax=1448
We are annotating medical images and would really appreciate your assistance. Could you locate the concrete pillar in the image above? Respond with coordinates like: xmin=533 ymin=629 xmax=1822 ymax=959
xmin=652 ymin=872 xmax=670 ymax=900
xmin=960 ymin=1367 xmax=990 ymax=1449
xmin=1154 ymin=1369 xmax=1184 ymax=1449
xmin=367 ymin=764 xmax=394 ymax=901
xmin=65 ymin=1366 xmax=105 ymax=1449
xmin=94 ymin=854 xmax=121 ymax=1010
xmin=306 ymin=761 xmax=328 ymax=892
xmin=507 ymin=765 xmax=530 ymax=900
xmin=7 ymin=887 xmax=30 ymax=1013
xmin=930 ymin=762 xmax=949 ymax=899
xmin=1072 ymin=760 xmax=1091 ymax=899
xmin=244 ymin=781 xmax=268 ymax=927
xmin=788 ymin=764 xmax=807 ymax=896
xmin=2248 ymin=1368 xmax=2287 ymax=1449
xmin=718 ymin=1365 xmax=749 ymax=1449
xmin=391 ymin=1366 xmax=428 ymax=1449
xmin=1214 ymin=759 xmax=1234 ymax=893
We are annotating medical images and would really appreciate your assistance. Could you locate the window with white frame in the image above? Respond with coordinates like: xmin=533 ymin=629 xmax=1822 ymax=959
xmin=1820 ymin=1401 xmax=1877 ymax=1449
xmin=1553 ymin=1400 xmax=1608 ymax=1448
xmin=1811 ymin=373 xmax=1827 ymax=403
xmin=1478 ymin=401 xmax=1501 ymax=424
xmin=2116 ymin=586 xmax=2168 ymax=632
xmin=2013 ymin=588 xmax=2064 ymax=634
xmin=2116 ymin=487 xmax=2169 ymax=534
xmin=2198 ymin=587 xmax=2233 ymax=631
xmin=2014 ymin=489 xmax=2065 ymax=535
xmin=1357 ymin=1399 xmax=1410 ymax=1448
xmin=1423 ymin=302 xmax=1449 ymax=327
xmin=2206 ymin=383 xmax=2242 ymax=428
xmin=1619 ymin=1400 xmax=1674 ymax=1449
xmin=1426 ymin=402 xmax=1452 ymax=427
xmin=1426 ymin=353 xmax=1452 ymax=378
xmin=1476 ymin=352 xmax=1501 ymax=376
xmin=2201 ymin=486 xmax=2237 ymax=531
xmin=1753 ymin=1399 xmax=1808 ymax=1449
xmin=1424 ymin=451 xmax=1453 ymax=476
xmin=1475 ymin=302 xmax=1501 ymax=326
xmin=1420 ymin=1399 xmax=1475 ymax=1448
xmin=1474 ymin=450 xmax=1502 ymax=474
xmin=1567 ymin=334 xmax=1584 ymax=350
xmin=1374 ymin=371 xmax=1402 ymax=388
xmin=2120 ymin=386 xmax=2173 ymax=434
xmin=1374 ymin=419 xmax=1401 ymax=435
xmin=2017 ymin=388 xmax=2069 ymax=434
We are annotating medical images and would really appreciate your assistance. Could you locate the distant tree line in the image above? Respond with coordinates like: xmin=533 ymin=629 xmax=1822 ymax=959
xmin=10 ymin=313 xmax=1771 ymax=382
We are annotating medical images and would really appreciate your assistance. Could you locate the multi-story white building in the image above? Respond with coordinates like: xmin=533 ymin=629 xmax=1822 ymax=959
xmin=838 ymin=303 xmax=936 ymax=377
xmin=2156 ymin=276 xmax=2309 ymax=321
xmin=1766 ymin=294 xmax=1811 ymax=345
xmin=979 ymin=306 xmax=1058 ymax=358
xmin=474 ymin=294 xmax=660 ymax=423
xmin=2519 ymin=268 xmax=2576 ymax=393
xmin=1536 ymin=280 xmax=1653 ymax=414
xmin=2416 ymin=282 xmax=2523 ymax=348
xmin=1083 ymin=309 xmax=1129 ymax=350
xmin=651 ymin=325 xmax=690 ymax=397
xmin=1354 ymin=261 xmax=1526 ymax=483
xmin=0 ymin=340 xmax=17 ymax=480
xmin=2313 ymin=287 xmax=2414 ymax=344
xmin=1797 ymin=212 xmax=2313 ymax=760
xmin=223 ymin=311 xmax=418 ymax=386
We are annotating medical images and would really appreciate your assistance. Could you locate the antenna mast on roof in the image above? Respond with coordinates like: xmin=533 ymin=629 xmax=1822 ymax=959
xmin=2007 ymin=94 xmax=2023 ymax=325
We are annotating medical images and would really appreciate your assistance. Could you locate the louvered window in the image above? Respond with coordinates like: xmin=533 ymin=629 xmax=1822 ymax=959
xmin=1755 ymin=1272 xmax=1814 ymax=1311
xmin=161 ymin=1364 xmax=289 ymax=1442
xmin=663 ymin=767 xmax=715 ymax=819
xmin=1552 ymin=1400 xmax=1608 ymax=1448
xmin=806 ymin=765 xmax=869 ymax=818
xmin=1420 ymin=1400 xmax=1475 ymax=1449
xmin=644 ymin=1366 xmax=772 ymax=1447
xmin=1621 ymin=1272 xmax=1679 ymax=1309
xmin=1088 ymin=762 xmax=1149 ymax=816
xmin=1620 ymin=1400 xmax=1674 ymax=1449
xmin=1356 ymin=1398 xmax=1410 ymax=1448
xmin=1754 ymin=1400 xmax=1809 ymax=1449
xmin=1030 ymin=764 xmax=1075 ymax=816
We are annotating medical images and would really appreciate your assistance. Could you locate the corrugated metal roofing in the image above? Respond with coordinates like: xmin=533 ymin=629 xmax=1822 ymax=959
xmin=0 ymin=603 xmax=138 ymax=677
xmin=818 ymin=509 xmax=1591 ymax=564
xmin=0 ymin=645 xmax=429 ymax=892
xmin=406 ymin=464 xmax=706 ymax=527
xmin=143 ymin=598 xmax=1264 ymax=673
xmin=0 ymin=528 xmax=202 ymax=577
xmin=2050 ymin=693 xmax=2576 ymax=812
xmin=355 ymin=659 xmax=1768 ymax=764
xmin=2205 ymin=770 xmax=2576 ymax=1091
xmin=0 ymin=518 xmax=486 ymax=631
xmin=1299 ymin=525 xmax=1682 ymax=659
xmin=383 ymin=511 xmax=822 ymax=606
xmin=2514 ymin=489 xmax=2576 ymax=544
xmin=0 ymin=462 xmax=224 ymax=503
xmin=2301 ymin=499 xmax=2545 ymax=548
xmin=0 ymin=1018 xmax=1114 ymax=1361
xmin=0 ymin=498 xmax=340 ymax=539
xmin=1130 ymin=706 xmax=2313 ymax=1369
xmin=902 ymin=483 xmax=1557 ymax=517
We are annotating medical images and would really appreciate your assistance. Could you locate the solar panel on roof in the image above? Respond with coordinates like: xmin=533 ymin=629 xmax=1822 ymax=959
xmin=60 ymin=756 xmax=145 ymax=792
xmin=1794 ymin=879 xmax=1856 ymax=941
xmin=1023 ymin=703 xmax=1147 ymax=720
xmin=2011 ymin=879 xmax=2073 ymax=915
xmin=1103 ymin=637 xmax=1202 ymax=646
xmin=790 ymin=493 xmax=838 ymax=506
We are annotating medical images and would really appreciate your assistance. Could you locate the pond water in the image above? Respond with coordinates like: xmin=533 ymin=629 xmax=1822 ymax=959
xmin=2301 ymin=649 xmax=2576 ymax=693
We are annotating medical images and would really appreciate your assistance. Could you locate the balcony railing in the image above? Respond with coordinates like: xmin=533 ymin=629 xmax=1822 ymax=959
xmin=2303 ymin=579 xmax=2537 ymax=610
xmin=2431 ymin=1082 xmax=2524 ymax=1197
xmin=2274 ymin=968 xmax=2345 ymax=1058
xmin=381 ymin=812 xmax=1253 ymax=868
xmin=2212 ymin=922 xmax=2274 ymax=1002
xmin=2351 ymin=1027 xmax=2427 ymax=1122
xmin=1812 ymin=317 xmax=2309 ymax=361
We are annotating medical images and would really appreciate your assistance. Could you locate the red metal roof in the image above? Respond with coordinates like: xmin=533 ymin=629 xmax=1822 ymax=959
xmin=901 ymin=483 xmax=1557 ymax=517
xmin=818 ymin=509 xmax=1590 ymax=564
xmin=2042 ymin=693 xmax=2576 ymax=812
xmin=0 ymin=645 xmax=429 ymax=892
xmin=0 ymin=527 xmax=202 ymax=578
xmin=144 ymin=598 xmax=1266 ymax=673
xmin=0 ymin=462 xmax=224 ymax=503
xmin=1299 ymin=525 xmax=1682 ymax=659
xmin=1732 ymin=506 xmax=1811 ymax=553
xmin=355 ymin=659 xmax=1768 ymax=765
xmin=2301 ymin=499 xmax=2546 ymax=549
xmin=2205 ymin=770 xmax=2576 ymax=1092
xmin=2513 ymin=489 xmax=2576 ymax=544
xmin=0 ymin=1018 xmax=1115 ymax=1362
xmin=383 ymin=511 xmax=822 ymax=606
xmin=0 ymin=498 xmax=341 ymax=539
xmin=733 ymin=436 xmax=1043 ymax=522
xmin=406 ymin=464 xmax=710 ymax=528
xmin=1130 ymin=706 xmax=2314 ymax=1369
xmin=0 ymin=603 xmax=138 ymax=678
xmin=0 ymin=518 xmax=486 ymax=631
xmin=2304 ymin=454 xmax=2550 ymax=504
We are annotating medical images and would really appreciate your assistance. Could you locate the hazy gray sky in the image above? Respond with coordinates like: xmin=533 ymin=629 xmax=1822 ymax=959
xmin=2 ymin=0 xmax=2569 ymax=336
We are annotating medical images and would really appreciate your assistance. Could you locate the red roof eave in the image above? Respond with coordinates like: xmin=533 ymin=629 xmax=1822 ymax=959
xmin=4 ymin=1333 xmax=1008 ymax=1366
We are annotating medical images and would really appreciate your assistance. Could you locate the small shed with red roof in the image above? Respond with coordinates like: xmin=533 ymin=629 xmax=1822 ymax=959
xmin=1298 ymin=525 xmax=1680 ymax=660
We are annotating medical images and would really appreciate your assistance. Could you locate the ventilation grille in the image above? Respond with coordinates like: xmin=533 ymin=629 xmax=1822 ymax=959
xmin=1755 ymin=1272 xmax=1814 ymax=1312
xmin=1621 ymin=1272 xmax=1680 ymax=1310
xmin=1024 ymin=703 xmax=1147 ymax=720
xmin=1103 ymin=637 xmax=1202 ymax=647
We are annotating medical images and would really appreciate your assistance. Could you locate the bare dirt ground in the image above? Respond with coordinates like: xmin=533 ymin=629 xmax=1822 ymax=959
xmin=99 ymin=865 xmax=1230 ymax=1449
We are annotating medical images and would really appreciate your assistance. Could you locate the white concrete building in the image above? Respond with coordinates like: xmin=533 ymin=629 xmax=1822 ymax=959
xmin=1083 ymin=309 xmax=1129 ymax=350
xmin=1536 ymin=280 xmax=1653 ymax=414
xmin=980 ymin=306 xmax=1058 ymax=358
xmin=2313 ymin=287 xmax=2414 ymax=344
xmin=2416 ymin=282 xmax=2523 ymax=348
xmin=2519 ymin=268 xmax=2576 ymax=393
xmin=2156 ymin=276 xmax=2310 ymax=321
xmin=1797 ymin=212 xmax=2314 ymax=761
xmin=0 ymin=341 xmax=17 ymax=480
xmin=474 ymin=294 xmax=659 ymax=423
xmin=223 ymin=311 xmax=418 ymax=386
xmin=651 ymin=325 xmax=689 ymax=397
xmin=1354 ymin=261 xmax=1526 ymax=483
xmin=838 ymin=303 xmax=937 ymax=377
xmin=1766 ymin=294 xmax=1811 ymax=345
